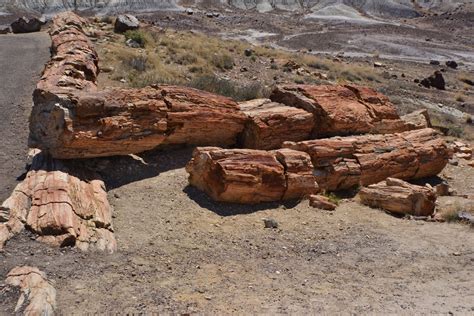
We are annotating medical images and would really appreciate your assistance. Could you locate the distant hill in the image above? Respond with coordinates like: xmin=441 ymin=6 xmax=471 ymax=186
xmin=0 ymin=0 xmax=469 ymax=18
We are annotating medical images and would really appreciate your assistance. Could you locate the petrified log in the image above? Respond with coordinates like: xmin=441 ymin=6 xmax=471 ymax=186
xmin=284 ymin=128 xmax=450 ymax=191
xmin=238 ymin=99 xmax=314 ymax=150
xmin=359 ymin=178 xmax=437 ymax=216
xmin=0 ymin=153 xmax=116 ymax=252
xmin=185 ymin=147 xmax=318 ymax=203
xmin=30 ymin=85 xmax=247 ymax=158
xmin=271 ymin=84 xmax=403 ymax=137
xmin=5 ymin=266 xmax=56 ymax=315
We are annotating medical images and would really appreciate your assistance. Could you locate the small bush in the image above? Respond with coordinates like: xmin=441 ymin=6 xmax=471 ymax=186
xmin=124 ymin=30 xmax=148 ymax=48
xmin=212 ymin=53 xmax=234 ymax=70
xmin=126 ymin=56 xmax=149 ymax=72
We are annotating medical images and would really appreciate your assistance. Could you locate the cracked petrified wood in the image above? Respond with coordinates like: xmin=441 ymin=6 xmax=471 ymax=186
xmin=238 ymin=99 xmax=314 ymax=150
xmin=270 ymin=84 xmax=426 ymax=137
xmin=0 ymin=153 xmax=116 ymax=252
xmin=283 ymin=128 xmax=450 ymax=191
xmin=186 ymin=147 xmax=318 ymax=203
xmin=4 ymin=266 xmax=56 ymax=316
xmin=359 ymin=178 xmax=437 ymax=216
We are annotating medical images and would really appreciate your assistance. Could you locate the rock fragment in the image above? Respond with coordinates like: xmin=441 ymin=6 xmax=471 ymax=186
xmin=359 ymin=178 xmax=437 ymax=216
xmin=5 ymin=266 xmax=56 ymax=315
xmin=11 ymin=16 xmax=43 ymax=33
xmin=114 ymin=14 xmax=139 ymax=33
xmin=308 ymin=195 xmax=337 ymax=210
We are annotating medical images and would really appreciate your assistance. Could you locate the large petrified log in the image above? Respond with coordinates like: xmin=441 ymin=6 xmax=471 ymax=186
xmin=284 ymin=128 xmax=451 ymax=190
xmin=30 ymin=85 xmax=246 ymax=158
xmin=4 ymin=266 xmax=56 ymax=315
xmin=185 ymin=147 xmax=318 ymax=203
xmin=359 ymin=178 xmax=437 ymax=216
xmin=238 ymin=99 xmax=314 ymax=150
xmin=0 ymin=153 xmax=116 ymax=252
xmin=270 ymin=84 xmax=425 ymax=137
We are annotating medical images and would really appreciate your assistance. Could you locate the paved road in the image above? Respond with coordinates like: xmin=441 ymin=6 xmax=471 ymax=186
xmin=0 ymin=32 xmax=50 ymax=201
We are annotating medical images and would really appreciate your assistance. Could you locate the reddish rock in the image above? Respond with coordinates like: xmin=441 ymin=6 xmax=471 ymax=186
xmin=371 ymin=109 xmax=432 ymax=134
xmin=270 ymin=84 xmax=400 ymax=137
xmin=0 ymin=153 xmax=116 ymax=252
xmin=359 ymin=178 xmax=437 ymax=216
xmin=238 ymin=99 xmax=314 ymax=150
xmin=186 ymin=147 xmax=318 ymax=203
xmin=5 ymin=266 xmax=56 ymax=315
xmin=308 ymin=194 xmax=337 ymax=210
xmin=284 ymin=128 xmax=450 ymax=190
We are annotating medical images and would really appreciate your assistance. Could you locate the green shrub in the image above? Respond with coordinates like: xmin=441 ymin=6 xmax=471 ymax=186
xmin=124 ymin=30 xmax=148 ymax=48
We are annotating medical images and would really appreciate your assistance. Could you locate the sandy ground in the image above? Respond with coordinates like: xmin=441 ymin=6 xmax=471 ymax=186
xmin=1 ymin=23 xmax=474 ymax=314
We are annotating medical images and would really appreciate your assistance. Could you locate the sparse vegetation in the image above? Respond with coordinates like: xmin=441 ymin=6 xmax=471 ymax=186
xmin=124 ymin=30 xmax=150 ymax=48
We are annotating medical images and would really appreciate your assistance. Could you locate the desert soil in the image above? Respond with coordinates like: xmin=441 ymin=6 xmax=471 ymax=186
xmin=1 ymin=19 xmax=474 ymax=314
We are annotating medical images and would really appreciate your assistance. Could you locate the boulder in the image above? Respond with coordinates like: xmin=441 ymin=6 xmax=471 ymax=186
xmin=270 ymin=84 xmax=402 ymax=137
xmin=238 ymin=99 xmax=314 ymax=150
xmin=284 ymin=128 xmax=450 ymax=191
xmin=0 ymin=26 xmax=10 ymax=34
xmin=0 ymin=153 xmax=116 ymax=252
xmin=445 ymin=60 xmax=458 ymax=69
xmin=359 ymin=178 xmax=437 ymax=216
xmin=5 ymin=266 xmax=56 ymax=315
xmin=309 ymin=194 xmax=337 ymax=210
xmin=185 ymin=147 xmax=318 ymax=203
xmin=420 ymin=71 xmax=445 ymax=90
xmin=10 ymin=16 xmax=42 ymax=33
xmin=114 ymin=14 xmax=139 ymax=33
xmin=369 ymin=109 xmax=432 ymax=134
xmin=451 ymin=141 xmax=472 ymax=160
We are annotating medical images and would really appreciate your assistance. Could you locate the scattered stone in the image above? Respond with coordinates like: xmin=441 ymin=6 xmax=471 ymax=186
xmin=445 ymin=60 xmax=458 ymax=69
xmin=244 ymin=48 xmax=253 ymax=57
xmin=114 ymin=14 xmax=139 ymax=33
xmin=206 ymin=12 xmax=214 ymax=18
xmin=359 ymin=178 xmax=437 ymax=216
xmin=185 ymin=8 xmax=194 ymax=15
xmin=11 ymin=16 xmax=42 ymax=33
xmin=238 ymin=99 xmax=314 ymax=150
xmin=0 ymin=26 xmax=11 ymax=34
xmin=451 ymin=141 xmax=472 ymax=160
xmin=434 ymin=182 xmax=451 ymax=196
xmin=5 ymin=266 xmax=56 ymax=315
xmin=420 ymin=71 xmax=445 ymax=90
xmin=284 ymin=128 xmax=450 ymax=190
xmin=430 ymin=60 xmax=440 ymax=65
xmin=460 ymin=78 xmax=474 ymax=86
xmin=125 ymin=38 xmax=141 ymax=48
xmin=309 ymin=195 xmax=337 ymax=210
xmin=448 ymin=158 xmax=459 ymax=166
xmin=263 ymin=218 xmax=278 ymax=229
xmin=373 ymin=61 xmax=385 ymax=68
xmin=240 ymin=66 xmax=248 ymax=72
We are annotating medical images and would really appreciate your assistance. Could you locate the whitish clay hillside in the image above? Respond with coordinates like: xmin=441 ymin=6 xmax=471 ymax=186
xmin=0 ymin=0 xmax=469 ymax=16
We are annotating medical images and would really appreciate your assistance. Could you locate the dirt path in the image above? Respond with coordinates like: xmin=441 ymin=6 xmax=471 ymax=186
xmin=0 ymin=32 xmax=50 ymax=201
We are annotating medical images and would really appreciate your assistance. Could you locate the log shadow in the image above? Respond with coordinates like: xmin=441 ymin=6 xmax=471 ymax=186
xmin=183 ymin=185 xmax=301 ymax=216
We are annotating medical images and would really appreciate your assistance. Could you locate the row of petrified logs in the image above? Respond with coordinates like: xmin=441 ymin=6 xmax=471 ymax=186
xmin=0 ymin=12 xmax=450 ymax=253
xmin=29 ymin=12 xmax=431 ymax=159
xmin=186 ymin=128 xmax=451 ymax=203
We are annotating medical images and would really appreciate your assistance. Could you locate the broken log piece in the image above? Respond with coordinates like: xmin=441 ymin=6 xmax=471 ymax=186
xmin=185 ymin=147 xmax=318 ymax=204
xmin=0 ymin=153 xmax=116 ymax=252
xmin=238 ymin=99 xmax=314 ymax=150
xmin=308 ymin=194 xmax=337 ymax=211
xmin=29 ymin=85 xmax=247 ymax=158
xmin=370 ymin=109 xmax=432 ymax=134
xmin=270 ymin=84 xmax=401 ymax=137
xmin=359 ymin=178 xmax=437 ymax=216
xmin=5 ymin=266 xmax=57 ymax=315
xmin=283 ymin=128 xmax=450 ymax=191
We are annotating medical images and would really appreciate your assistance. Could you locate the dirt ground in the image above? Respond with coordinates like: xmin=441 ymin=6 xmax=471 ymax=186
xmin=1 ymin=13 xmax=474 ymax=314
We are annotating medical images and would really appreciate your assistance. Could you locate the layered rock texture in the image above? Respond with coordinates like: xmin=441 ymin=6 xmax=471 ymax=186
xmin=238 ymin=98 xmax=314 ymax=150
xmin=0 ymin=153 xmax=116 ymax=252
xmin=270 ymin=84 xmax=429 ymax=138
xmin=4 ymin=266 xmax=56 ymax=316
xmin=359 ymin=178 xmax=437 ymax=216
xmin=29 ymin=12 xmax=246 ymax=159
xmin=186 ymin=147 xmax=318 ymax=203
xmin=284 ymin=128 xmax=450 ymax=190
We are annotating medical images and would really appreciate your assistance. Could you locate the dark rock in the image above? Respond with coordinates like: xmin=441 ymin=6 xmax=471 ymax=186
xmin=263 ymin=218 xmax=278 ymax=229
xmin=0 ymin=26 xmax=10 ymax=34
xmin=11 ymin=16 xmax=42 ymax=33
xmin=114 ymin=14 xmax=139 ymax=33
xmin=185 ymin=8 xmax=194 ymax=15
xmin=446 ymin=60 xmax=458 ymax=69
xmin=430 ymin=60 xmax=440 ymax=65
xmin=420 ymin=71 xmax=445 ymax=90
xmin=244 ymin=48 xmax=253 ymax=57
